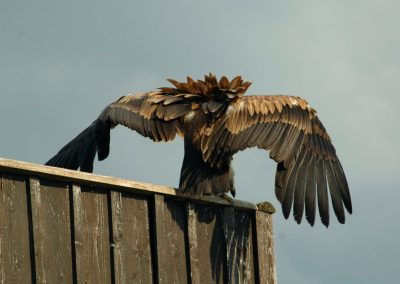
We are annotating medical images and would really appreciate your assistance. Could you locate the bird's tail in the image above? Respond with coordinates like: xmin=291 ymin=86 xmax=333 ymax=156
xmin=179 ymin=140 xmax=235 ymax=197
xmin=45 ymin=120 xmax=111 ymax=172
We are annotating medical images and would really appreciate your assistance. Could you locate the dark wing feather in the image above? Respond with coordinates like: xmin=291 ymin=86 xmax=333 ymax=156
xmin=200 ymin=95 xmax=351 ymax=226
xmin=101 ymin=92 xmax=187 ymax=142
xmin=293 ymin=149 xmax=312 ymax=224
xmin=316 ymin=158 xmax=330 ymax=226
xmin=46 ymin=91 xmax=187 ymax=172
xmin=304 ymin=154 xmax=317 ymax=225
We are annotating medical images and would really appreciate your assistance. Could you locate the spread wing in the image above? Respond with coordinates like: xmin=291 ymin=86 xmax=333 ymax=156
xmin=46 ymin=91 xmax=189 ymax=172
xmin=99 ymin=92 xmax=188 ymax=142
xmin=199 ymin=95 xmax=352 ymax=227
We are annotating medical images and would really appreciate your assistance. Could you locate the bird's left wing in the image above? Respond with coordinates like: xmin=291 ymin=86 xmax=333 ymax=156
xmin=199 ymin=95 xmax=351 ymax=226
xmin=46 ymin=91 xmax=189 ymax=172
xmin=99 ymin=92 xmax=187 ymax=142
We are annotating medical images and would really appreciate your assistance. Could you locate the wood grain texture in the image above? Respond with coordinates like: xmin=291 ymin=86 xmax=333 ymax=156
xmin=255 ymin=211 xmax=277 ymax=284
xmin=110 ymin=191 xmax=153 ymax=284
xmin=30 ymin=178 xmax=73 ymax=283
xmin=0 ymin=159 xmax=277 ymax=283
xmin=187 ymin=202 xmax=227 ymax=283
xmin=153 ymin=194 xmax=189 ymax=283
xmin=72 ymin=185 xmax=112 ymax=283
xmin=186 ymin=202 xmax=200 ymax=283
xmin=0 ymin=173 xmax=32 ymax=284
xmin=223 ymin=207 xmax=256 ymax=284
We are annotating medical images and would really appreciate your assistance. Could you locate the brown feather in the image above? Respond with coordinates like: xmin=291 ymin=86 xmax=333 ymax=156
xmin=266 ymin=123 xmax=286 ymax=150
xmin=332 ymin=160 xmax=352 ymax=213
xmin=282 ymin=147 xmax=307 ymax=219
xmin=230 ymin=76 xmax=242 ymax=89
xmin=219 ymin=76 xmax=229 ymax=89
xmin=326 ymin=159 xmax=345 ymax=223
xmin=163 ymin=96 xmax=183 ymax=105
xmin=273 ymin=98 xmax=283 ymax=113
xmin=269 ymin=125 xmax=291 ymax=160
xmin=275 ymin=161 xmax=287 ymax=202
xmin=256 ymin=123 xmax=278 ymax=149
xmin=246 ymin=100 xmax=255 ymax=116
xmin=164 ymin=104 xmax=191 ymax=121
xmin=305 ymin=154 xmax=317 ymax=225
xmin=155 ymin=120 xmax=167 ymax=141
xmin=316 ymin=158 xmax=329 ymax=227
xmin=293 ymin=150 xmax=312 ymax=223
xmin=265 ymin=100 xmax=275 ymax=114
xmin=207 ymin=100 xmax=224 ymax=113
xmin=272 ymin=125 xmax=299 ymax=162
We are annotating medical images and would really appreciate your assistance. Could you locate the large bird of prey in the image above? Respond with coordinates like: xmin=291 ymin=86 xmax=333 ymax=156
xmin=46 ymin=74 xmax=352 ymax=227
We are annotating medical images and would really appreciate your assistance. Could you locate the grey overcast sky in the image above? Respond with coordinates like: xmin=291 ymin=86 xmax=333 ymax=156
xmin=1 ymin=0 xmax=399 ymax=283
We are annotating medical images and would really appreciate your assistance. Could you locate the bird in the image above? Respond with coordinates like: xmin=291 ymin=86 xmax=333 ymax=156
xmin=46 ymin=74 xmax=352 ymax=227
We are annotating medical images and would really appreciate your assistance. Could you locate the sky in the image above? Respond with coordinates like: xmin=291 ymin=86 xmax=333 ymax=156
xmin=1 ymin=0 xmax=399 ymax=283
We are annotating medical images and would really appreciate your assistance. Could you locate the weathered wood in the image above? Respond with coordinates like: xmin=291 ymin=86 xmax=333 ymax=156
xmin=0 ymin=173 xmax=32 ymax=284
xmin=110 ymin=191 xmax=153 ymax=284
xmin=255 ymin=211 xmax=277 ymax=284
xmin=187 ymin=202 xmax=227 ymax=283
xmin=245 ymin=213 xmax=256 ymax=283
xmin=257 ymin=201 xmax=276 ymax=214
xmin=223 ymin=207 xmax=256 ymax=284
xmin=0 ymin=158 xmax=257 ymax=211
xmin=153 ymin=194 xmax=189 ymax=283
xmin=0 ymin=158 xmax=277 ymax=283
xmin=72 ymin=184 xmax=112 ymax=283
xmin=186 ymin=202 xmax=200 ymax=283
xmin=30 ymin=178 xmax=73 ymax=283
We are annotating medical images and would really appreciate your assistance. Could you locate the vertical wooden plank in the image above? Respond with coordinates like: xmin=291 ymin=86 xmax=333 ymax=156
xmin=153 ymin=194 xmax=188 ymax=283
xmin=246 ymin=213 xmax=256 ymax=283
xmin=0 ymin=173 xmax=32 ymax=284
xmin=255 ymin=211 xmax=277 ymax=284
xmin=110 ymin=191 xmax=153 ymax=284
xmin=186 ymin=202 xmax=200 ymax=284
xmin=73 ymin=185 xmax=112 ymax=284
xmin=110 ymin=191 xmax=124 ymax=284
xmin=223 ymin=207 xmax=255 ymax=284
xmin=30 ymin=178 xmax=73 ymax=283
xmin=186 ymin=202 xmax=227 ymax=283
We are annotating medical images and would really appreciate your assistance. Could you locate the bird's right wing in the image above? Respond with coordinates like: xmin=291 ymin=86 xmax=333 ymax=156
xmin=46 ymin=91 xmax=190 ymax=172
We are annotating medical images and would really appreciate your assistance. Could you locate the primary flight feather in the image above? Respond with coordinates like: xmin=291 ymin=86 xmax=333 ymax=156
xmin=46 ymin=74 xmax=352 ymax=227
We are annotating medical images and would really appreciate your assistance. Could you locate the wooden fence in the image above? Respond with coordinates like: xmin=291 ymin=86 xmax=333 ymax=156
xmin=0 ymin=158 xmax=276 ymax=284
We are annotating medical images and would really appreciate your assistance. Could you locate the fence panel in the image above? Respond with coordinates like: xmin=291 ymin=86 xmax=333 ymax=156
xmin=153 ymin=194 xmax=189 ymax=283
xmin=186 ymin=202 xmax=227 ymax=283
xmin=110 ymin=191 xmax=153 ymax=284
xmin=72 ymin=185 xmax=112 ymax=283
xmin=0 ymin=174 xmax=32 ymax=284
xmin=0 ymin=158 xmax=276 ymax=284
xmin=30 ymin=178 xmax=73 ymax=283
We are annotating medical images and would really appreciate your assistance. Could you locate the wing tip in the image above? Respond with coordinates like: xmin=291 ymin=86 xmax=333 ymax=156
xmin=344 ymin=197 xmax=353 ymax=214
xmin=305 ymin=213 xmax=316 ymax=226
xmin=282 ymin=207 xmax=291 ymax=219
